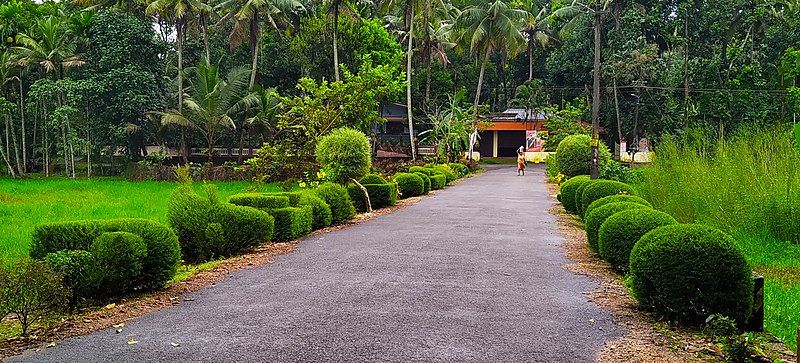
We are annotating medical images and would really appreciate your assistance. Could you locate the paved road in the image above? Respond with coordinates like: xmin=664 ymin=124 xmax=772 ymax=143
xmin=13 ymin=165 xmax=624 ymax=362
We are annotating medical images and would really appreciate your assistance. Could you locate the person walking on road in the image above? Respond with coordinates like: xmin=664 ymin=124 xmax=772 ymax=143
xmin=517 ymin=149 xmax=526 ymax=176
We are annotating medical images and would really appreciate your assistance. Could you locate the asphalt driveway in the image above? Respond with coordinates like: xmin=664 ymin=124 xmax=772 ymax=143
xmin=12 ymin=165 xmax=624 ymax=362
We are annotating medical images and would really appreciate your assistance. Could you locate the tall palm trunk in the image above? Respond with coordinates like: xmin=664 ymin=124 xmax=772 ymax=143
xmin=249 ymin=13 xmax=260 ymax=88
xmin=406 ymin=5 xmax=416 ymax=161
xmin=178 ymin=22 xmax=189 ymax=164
xmin=590 ymin=5 xmax=601 ymax=179
xmin=468 ymin=46 xmax=491 ymax=160
xmin=333 ymin=3 xmax=340 ymax=82
xmin=528 ymin=41 xmax=534 ymax=81
xmin=18 ymin=79 xmax=26 ymax=174
xmin=202 ymin=15 xmax=211 ymax=62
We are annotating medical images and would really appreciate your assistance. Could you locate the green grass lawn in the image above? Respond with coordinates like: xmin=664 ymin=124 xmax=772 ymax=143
xmin=0 ymin=177 xmax=281 ymax=263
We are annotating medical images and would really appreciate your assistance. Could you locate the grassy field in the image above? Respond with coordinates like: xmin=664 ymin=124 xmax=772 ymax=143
xmin=0 ymin=178 xmax=282 ymax=263
xmin=635 ymin=129 xmax=800 ymax=349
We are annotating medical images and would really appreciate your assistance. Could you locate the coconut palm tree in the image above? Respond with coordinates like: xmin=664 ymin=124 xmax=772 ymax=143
xmin=514 ymin=0 xmax=560 ymax=81
xmin=320 ymin=0 xmax=363 ymax=82
xmin=156 ymin=61 xmax=253 ymax=161
xmin=453 ymin=0 xmax=526 ymax=158
xmin=414 ymin=3 xmax=456 ymax=104
xmin=216 ymin=0 xmax=304 ymax=88
xmin=14 ymin=16 xmax=84 ymax=80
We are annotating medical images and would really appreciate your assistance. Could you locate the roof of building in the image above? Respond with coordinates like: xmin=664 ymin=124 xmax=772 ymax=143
xmin=491 ymin=108 xmax=548 ymax=122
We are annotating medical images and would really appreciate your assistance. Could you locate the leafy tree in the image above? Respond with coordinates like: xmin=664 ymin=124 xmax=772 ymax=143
xmin=315 ymin=127 xmax=373 ymax=212
xmin=420 ymin=88 xmax=472 ymax=162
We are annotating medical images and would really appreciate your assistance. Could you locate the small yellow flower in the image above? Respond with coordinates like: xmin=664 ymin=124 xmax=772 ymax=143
xmin=299 ymin=182 xmax=307 ymax=188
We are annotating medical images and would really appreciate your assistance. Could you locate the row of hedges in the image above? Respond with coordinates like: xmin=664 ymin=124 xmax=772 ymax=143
xmin=557 ymin=174 xmax=755 ymax=327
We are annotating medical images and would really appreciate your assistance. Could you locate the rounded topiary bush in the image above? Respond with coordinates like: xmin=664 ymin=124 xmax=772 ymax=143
xmin=314 ymin=182 xmax=356 ymax=225
xmin=359 ymin=173 xmax=386 ymax=185
xmin=629 ymin=224 xmax=754 ymax=325
xmin=299 ymin=192 xmax=333 ymax=230
xmin=555 ymin=134 xmax=611 ymax=178
xmin=394 ymin=173 xmax=425 ymax=198
xmin=316 ymin=128 xmax=371 ymax=184
xmin=414 ymin=172 xmax=431 ymax=194
xmin=432 ymin=165 xmax=457 ymax=183
xmin=598 ymin=209 xmax=677 ymax=271
xmin=580 ymin=180 xmax=634 ymax=217
xmin=228 ymin=194 xmax=291 ymax=210
xmin=585 ymin=202 xmax=650 ymax=251
xmin=574 ymin=179 xmax=597 ymax=216
xmin=559 ymin=175 xmax=590 ymax=214
xmin=430 ymin=174 xmax=447 ymax=190
xmin=584 ymin=194 xmax=652 ymax=221
xmin=90 ymin=232 xmax=147 ymax=296
xmin=409 ymin=166 xmax=434 ymax=175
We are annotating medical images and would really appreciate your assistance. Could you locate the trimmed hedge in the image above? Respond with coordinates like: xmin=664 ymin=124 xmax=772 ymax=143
xmin=432 ymin=165 xmax=457 ymax=183
xmin=598 ymin=209 xmax=677 ymax=271
xmin=574 ymin=180 xmax=597 ymax=216
xmin=90 ymin=232 xmax=147 ymax=296
xmin=168 ymin=186 xmax=274 ymax=262
xmin=584 ymin=202 xmax=651 ymax=251
xmin=314 ymin=182 xmax=356 ymax=224
xmin=580 ymin=180 xmax=634 ymax=217
xmin=430 ymin=174 xmax=447 ymax=190
xmin=409 ymin=166 xmax=434 ymax=176
xmin=629 ymin=224 xmax=754 ymax=325
xmin=44 ymin=250 xmax=94 ymax=309
xmin=348 ymin=183 xmax=399 ymax=212
xmin=298 ymin=192 xmax=333 ymax=230
xmin=447 ymin=163 xmax=470 ymax=178
xmin=584 ymin=194 xmax=652 ymax=221
xmin=414 ymin=172 xmax=431 ymax=194
xmin=555 ymin=134 xmax=611 ymax=178
xmin=394 ymin=173 xmax=425 ymax=198
xmin=228 ymin=194 xmax=290 ymax=210
xmin=30 ymin=218 xmax=180 ymax=291
xmin=359 ymin=173 xmax=386 ymax=185
xmin=271 ymin=206 xmax=314 ymax=241
xmin=559 ymin=175 xmax=590 ymax=214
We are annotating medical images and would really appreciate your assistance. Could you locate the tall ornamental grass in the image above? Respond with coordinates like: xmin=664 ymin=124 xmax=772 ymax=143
xmin=637 ymin=129 xmax=800 ymax=244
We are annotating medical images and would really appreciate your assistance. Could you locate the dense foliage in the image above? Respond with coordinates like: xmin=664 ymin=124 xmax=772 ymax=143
xmin=597 ymin=209 xmax=677 ymax=271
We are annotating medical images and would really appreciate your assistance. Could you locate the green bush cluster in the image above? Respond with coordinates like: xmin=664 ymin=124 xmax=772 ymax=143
xmin=227 ymin=194 xmax=291 ymax=210
xmin=168 ymin=186 xmax=274 ymax=262
xmin=554 ymin=134 xmax=611 ymax=178
xmin=298 ymin=192 xmax=333 ymax=230
xmin=585 ymin=202 xmax=650 ymax=251
xmin=431 ymin=165 xmax=457 ymax=183
xmin=271 ymin=206 xmax=314 ymax=241
xmin=90 ymin=232 xmax=147 ymax=297
xmin=584 ymin=194 xmax=652 ymax=221
xmin=30 ymin=218 xmax=181 ymax=291
xmin=580 ymin=180 xmax=634 ymax=217
xmin=597 ymin=209 xmax=677 ymax=271
xmin=559 ymin=175 xmax=590 ymax=214
xmin=574 ymin=180 xmax=595 ymax=216
xmin=447 ymin=163 xmax=470 ymax=178
xmin=409 ymin=166 xmax=434 ymax=175
xmin=349 ymin=183 xmax=399 ymax=212
xmin=629 ymin=224 xmax=754 ymax=325
xmin=359 ymin=173 xmax=387 ymax=185
xmin=314 ymin=182 xmax=356 ymax=224
xmin=394 ymin=172 xmax=425 ymax=198
xmin=414 ymin=172 xmax=432 ymax=194
xmin=430 ymin=175 xmax=447 ymax=190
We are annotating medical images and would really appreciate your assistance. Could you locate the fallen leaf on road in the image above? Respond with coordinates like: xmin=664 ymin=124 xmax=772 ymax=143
xmin=46 ymin=342 xmax=56 ymax=348
xmin=170 ymin=342 xmax=180 ymax=347
xmin=128 ymin=337 xmax=138 ymax=345
xmin=104 ymin=303 xmax=116 ymax=310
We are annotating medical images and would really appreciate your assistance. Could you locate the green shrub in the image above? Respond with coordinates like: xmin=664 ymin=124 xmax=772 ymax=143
xmin=430 ymin=174 xmax=447 ymax=190
xmin=432 ymin=165 xmax=457 ymax=183
xmin=298 ymin=192 xmax=332 ymax=229
xmin=414 ymin=172 xmax=431 ymax=194
xmin=314 ymin=182 xmax=356 ymax=224
xmin=359 ymin=173 xmax=386 ymax=185
xmin=0 ymin=257 xmax=65 ymax=335
xmin=44 ymin=250 xmax=94 ymax=310
xmin=90 ymin=232 xmax=147 ymax=297
xmin=316 ymin=128 xmax=371 ymax=184
xmin=584 ymin=194 xmax=653 ymax=221
xmin=394 ymin=173 xmax=425 ymax=198
xmin=228 ymin=194 xmax=291 ymax=210
xmin=168 ymin=186 xmax=273 ymax=262
xmin=559 ymin=175 xmax=590 ymax=214
xmin=30 ymin=218 xmax=180 ymax=290
xmin=272 ymin=192 xmax=302 ymax=206
xmin=409 ymin=166 xmax=434 ymax=175
xmin=447 ymin=163 xmax=470 ymax=178
xmin=210 ymin=203 xmax=275 ymax=255
xmin=271 ymin=206 xmax=313 ymax=241
xmin=598 ymin=209 xmax=677 ymax=271
xmin=348 ymin=183 xmax=398 ymax=211
xmin=580 ymin=180 xmax=635 ymax=217
xmin=555 ymin=134 xmax=611 ymax=178
xmin=585 ymin=202 xmax=651 ymax=251
xmin=574 ymin=180 xmax=597 ymax=216
xmin=629 ymin=224 xmax=754 ymax=325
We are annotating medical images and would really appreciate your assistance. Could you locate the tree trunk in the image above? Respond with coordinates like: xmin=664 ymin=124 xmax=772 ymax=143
xmin=237 ymin=127 xmax=245 ymax=164
xmin=425 ymin=62 xmax=432 ymax=104
xmin=202 ymin=15 xmax=211 ymax=62
xmin=352 ymin=178 xmax=372 ymax=213
xmin=468 ymin=47 xmax=492 ymax=161
xmin=590 ymin=5 xmax=601 ymax=180
xmin=249 ymin=14 xmax=260 ymax=88
xmin=333 ymin=3 xmax=340 ymax=82
xmin=406 ymin=5 xmax=416 ymax=161
xmin=613 ymin=77 xmax=622 ymax=144
xmin=19 ymin=79 xmax=26 ymax=174
xmin=528 ymin=41 xmax=534 ymax=81
xmin=177 ymin=23 xmax=189 ymax=164
xmin=683 ymin=14 xmax=690 ymax=125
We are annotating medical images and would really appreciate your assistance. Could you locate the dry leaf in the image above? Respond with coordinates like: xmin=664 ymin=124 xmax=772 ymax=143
xmin=46 ymin=342 xmax=56 ymax=348
xmin=170 ymin=342 xmax=180 ymax=347
xmin=127 ymin=337 xmax=138 ymax=345
xmin=104 ymin=303 xmax=116 ymax=310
